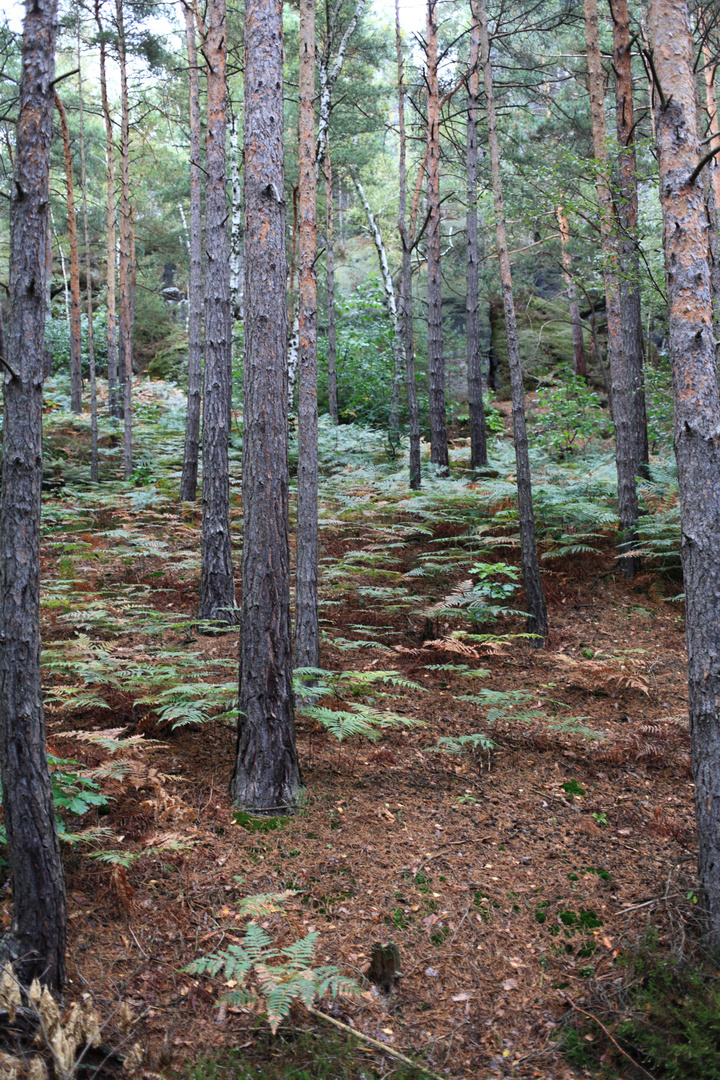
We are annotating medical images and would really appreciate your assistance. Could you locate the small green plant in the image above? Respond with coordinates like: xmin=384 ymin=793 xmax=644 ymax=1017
xmin=530 ymin=365 xmax=609 ymax=459
xmin=562 ymin=779 xmax=586 ymax=797
xmin=186 ymin=892 xmax=360 ymax=1033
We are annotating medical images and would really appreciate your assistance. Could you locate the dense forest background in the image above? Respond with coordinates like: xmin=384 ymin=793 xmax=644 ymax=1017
xmin=2 ymin=0 xmax=720 ymax=1078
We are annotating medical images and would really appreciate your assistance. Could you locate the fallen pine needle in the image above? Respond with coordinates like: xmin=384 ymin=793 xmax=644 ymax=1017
xmin=307 ymin=1006 xmax=445 ymax=1080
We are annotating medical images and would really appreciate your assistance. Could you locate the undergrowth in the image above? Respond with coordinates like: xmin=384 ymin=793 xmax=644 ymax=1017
xmin=562 ymin=929 xmax=720 ymax=1079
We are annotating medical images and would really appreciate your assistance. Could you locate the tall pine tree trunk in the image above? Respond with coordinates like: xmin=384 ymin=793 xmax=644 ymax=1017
xmin=476 ymin=0 xmax=548 ymax=642
xmin=701 ymin=32 xmax=720 ymax=321
xmin=295 ymin=0 xmax=320 ymax=671
xmin=54 ymin=93 xmax=82 ymax=414
xmin=179 ymin=0 xmax=204 ymax=503
xmin=95 ymin=2 xmax=120 ymax=420
xmin=612 ymin=0 xmax=649 ymax=474
xmin=585 ymin=0 xmax=638 ymax=575
xmin=425 ymin=0 xmax=449 ymax=474
xmin=556 ymin=205 xmax=586 ymax=378
xmin=466 ymin=8 xmax=487 ymax=471
xmin=649 ymin=0 xmax=720 ymax=946
xmin=0 ymin=0 xmax=67 ymax=990
xmin=325 ymin=142 xmax=339 ymax=423
xmin=233 ymin=0 xmax=301 ymax=811
xmin=198 ymin=0 xmax=236 ymax=622
xmin=76 ymin=34 xmax=98 ymax=482
xmin=395 ymin=0 xmax=421 ymax=490
xmin=116 ymin=0 xmax=133 ymax=476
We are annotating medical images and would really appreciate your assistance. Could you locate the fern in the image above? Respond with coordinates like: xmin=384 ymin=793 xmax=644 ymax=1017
xmin=432 ymin=732 xmax=495 ymax=754
xmin=186 ymin=892 xmax=360 ymax=1033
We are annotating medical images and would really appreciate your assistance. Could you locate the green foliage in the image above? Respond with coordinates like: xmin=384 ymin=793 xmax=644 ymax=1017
xmin=563 ymin=932 xmax=720 ymax=1079
xmin=293 ymin=667 xmax=423 ymax=743
xmin=188 ymin=1028 xmax=428 ymax=1080
xmin=318 ymin=278 xmax=407 ymax=437
xmin=186 ymin=892 xmax=360 ymax=1034
xmin=529 ymin=365 xmax=610 ymax=459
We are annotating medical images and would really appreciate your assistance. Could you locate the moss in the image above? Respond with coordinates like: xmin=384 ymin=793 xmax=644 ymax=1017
xmin=489 ymin=292 xmax=592 ymax=399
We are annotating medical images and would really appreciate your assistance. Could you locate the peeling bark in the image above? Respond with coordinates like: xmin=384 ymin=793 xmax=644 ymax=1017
xmin=649 ymin=0 xmax=720 ymax=947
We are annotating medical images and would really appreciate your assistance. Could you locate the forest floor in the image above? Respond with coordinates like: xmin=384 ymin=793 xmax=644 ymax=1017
xmin=3 ymin=380 xmax=699 ymax=1080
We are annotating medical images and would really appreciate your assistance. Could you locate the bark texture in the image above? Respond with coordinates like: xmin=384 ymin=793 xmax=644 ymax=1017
xmin=198 ymin=0 xmax=236 ymax=622
xmin=395 ymin=0 xmax=421 ymax=490
xmin=476 ymin=0 xmax=547 ymax=642
xmin=54 ymin=92 xmax=82 ymax=414
xmin=295 ymin=0 xmax=320 ymax=671
xmin=585 ymin=0 xmax=638 ymax=574
xmin=465 ymin=9 xmax=487 ymax=471
xmin=316 ymin=0 xmax=366 ymax=175
xmin=611 ymin=0 xmax=648 ymax=473
xmin=179 ymin=0 xmax=204 ymax=504
xmin=233 ymin=0 xmax=301 ymax=811
xmin=116 ymin=0 xmax=133 ymax=476
xmin=425 ymin=0 xmax=449 ymax=474
xmin=649 ymin=0 xmax=720 ymax=946
xmin=701 ymin=33 xmax=720 ymax=322
xmin=556 ymin=206 xmax=586 ymax=379
xmin=95 ymin=1 xmax=120 ymax=420
xmin=0 ymin=0 xmax=67 ymax=990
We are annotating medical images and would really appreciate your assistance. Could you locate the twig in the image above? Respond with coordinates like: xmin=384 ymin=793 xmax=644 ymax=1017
xmin=689 ymin=144 xmax=720 ymax=186
xmin=307 ymin=1006 xmax=445 ymax=1080
xmin=565 ymin=1000 xmax=658 ymax=1080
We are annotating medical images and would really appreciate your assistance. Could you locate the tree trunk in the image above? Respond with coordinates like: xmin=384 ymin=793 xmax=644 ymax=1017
xmin=295 ymin=0 xmax=320 ymax=672
xmin=556 ymin=206 xmax=586 ymax=379
xmin=115 ymin=0 xmax=133 ymax=477
xmin=179 ymin=0 xmax=204 ymax=504
xmin=316 ymin=0 xmax=367 ymax=173
xmin=395 ymin=0 xmax=421 ymax=490
xmin=585 ymin=0 xmax=638 ymax=575
xmin=611 ymin=0 xmax=649 ymax=474
xmin=466 ymin=7 xmax=487 ymax=471
xmin=198 ymin=0 xmax=236 ymax=623
xmin=95 ymin=1 xmax=120 ymax=421
xmin=325 ymin=143 xmax=338 ymax=424
xmin=54 ymin=92 xmax=82 ymax=415
xmin=233 ymin=0 xmax=301 ymax=811
xmin=0 ymin=0 xmax=67 ymax=991
xmin=476 ymin=0 xmax=548 ymax=642
xmin=229 ymin=110 xmax=243 ymax=322
xmin=701 ymin=32 xmax=720 ymax=322
xmin=352 ymin=170 xmax=405 ymax=446
xmin=649 ymin=0 xmax=720 ymax=947
xmin=425 ymin=0 xmax=449 ymax=474
xmin=76 ymin=32 xmax=98 ymax=483
xmin=288 ymin=188 xmax=299 ymax=412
